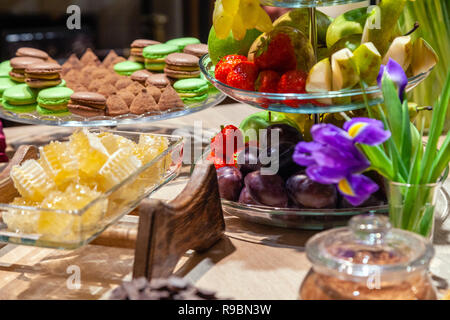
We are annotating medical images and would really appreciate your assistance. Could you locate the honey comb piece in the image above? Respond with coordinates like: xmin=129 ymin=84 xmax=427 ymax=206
xmin=99 ymin=147 xmax=142 ymax=191
xmin=69 ymin=129 xmax=110 ymax=178
xmin=99 ymin=132 xmax=136 ymax=154
xmin=10 ymin=159 xmax=57 ymax=202
xmin=2 ymin=197 xmax=40 ymax=234
xmin=39 ymin=141 xmax=78 ymax=188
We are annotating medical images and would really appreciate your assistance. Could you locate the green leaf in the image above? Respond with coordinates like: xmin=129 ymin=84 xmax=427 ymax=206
xmin=429 ymin=131 xmax=450 ymax=182
xmin=420 ymin=71 xmax=450 ymax=184
xmin=381 ymin=76 xmax=403 ymax=150
xmin=359 ymin=144 xmax=395 ymax=180
xmin=400 ymin=100 xmax=412 ymax=169
xmin=418 ymin=205 xmax=435 ymax=237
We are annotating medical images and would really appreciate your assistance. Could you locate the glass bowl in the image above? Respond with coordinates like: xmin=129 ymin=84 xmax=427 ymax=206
xmin=200 ymin=54 xmax=432 ymax=114
xmin=260 ymin=0 xmax=368 ymax=8
xmin=0 ymin=129 xmax=184 ymax=249
xmin=0 ymin=90 xmax=226 ymax=127
xmin=221 ymin=185 xmax=449 ymax=230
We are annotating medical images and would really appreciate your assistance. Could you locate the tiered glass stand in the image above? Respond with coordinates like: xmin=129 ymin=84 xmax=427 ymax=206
xmin=199 ymin=0 xmax=435 ymax=230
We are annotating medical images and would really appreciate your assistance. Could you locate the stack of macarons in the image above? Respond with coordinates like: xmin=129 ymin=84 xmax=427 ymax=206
xmin=164 ymin=53 xmax=200 ymax=80
xmin=173 ymin=78 xmax=209 ymax=104
xmin=2 ymin=83 xmax=38 ymax=113
xmin=9 ymin=57 xmax=43 ymax=82
xmin=25 ymin=62 xmax=62 ymax=88
xmin=130 ymin=39 xmax=160 ymax=62
xmin=142 ymin=44 xmax=179 ymax=72
xmin=36 ymin=87 xmax=74 ymax=115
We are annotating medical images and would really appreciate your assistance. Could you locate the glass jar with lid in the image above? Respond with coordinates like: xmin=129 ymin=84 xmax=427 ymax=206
xmin=300 ymin=214 xmax=437 ymax=300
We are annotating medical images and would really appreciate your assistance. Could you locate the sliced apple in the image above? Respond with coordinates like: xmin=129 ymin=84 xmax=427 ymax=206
xmin=410 ymin=38 xmax=438 ymax=76
xmin=306 ymin=58 xmax=332 ymax=105
xmin=353 ymin=42 xmax=381 ymax=85
xmin=382 ymin=35 xmax=413 ymax=71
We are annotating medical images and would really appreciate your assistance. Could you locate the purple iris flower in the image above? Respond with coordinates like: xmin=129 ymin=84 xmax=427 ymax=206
xmin=377 ymin=58 xmax=408 ymax=101
xmin=293 ymin=119 xmax=390 ymax=206
xmin=0 ymin=120 xmax=7 ymax=163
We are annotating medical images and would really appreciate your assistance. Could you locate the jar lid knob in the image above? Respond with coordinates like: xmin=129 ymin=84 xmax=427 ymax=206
xmin=349 ymin=214 xmax=391 ymax=244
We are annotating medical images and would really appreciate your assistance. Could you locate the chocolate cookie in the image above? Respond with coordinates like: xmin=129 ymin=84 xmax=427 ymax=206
xmin=68 ymin=91 xmax=107 ymax=117
xmin=9 ymin=57 xmax=43 ymax=82
xmin=25 ymin=62 xmax=62 ymax=88
xmin=145 ymin=73 xmax=171 ymax=89
xmin=16 ymin=47 xmax=49 ymax=60
xmin=183 ymin=43 xmax=208 ymax=58
xmin=164 ymin=53 xmax=200 ymax=79
xmin=130 ymin=69 xmax=153 ymax=85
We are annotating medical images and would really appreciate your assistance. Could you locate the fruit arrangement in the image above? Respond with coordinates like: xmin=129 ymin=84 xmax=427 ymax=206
xmin=208 ymin=2 xmax=438 ymax=107
xmin=3 ymin=129 xmax=170 ymax=241
xmin=208 ymin=113 xmax=387 ymax=210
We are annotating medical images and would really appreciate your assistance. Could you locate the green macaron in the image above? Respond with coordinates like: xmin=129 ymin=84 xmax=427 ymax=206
xmin=0 ymin=60 xmax=12 ymax=78
xmin=56 ymin=79 xmax=67 ymax=87
xmin=36 ymin=104 xmax=70 ymax=116
xmin=143 ymin=44 xmax=179 ymax=71
xmin=0 ymin=78 xmax=16 ymax=97
xmin=2 ymin=83 xmax=38 ymax=112
xmin=37 ymin=87 xmax=74 ymax=114
xmin=166 ymin=37 xmax=200 ymax=51
xmin=113 ymin=61 xmax=144 ymax=76
xmin=173 ymin=78 xmax=209 ymax=104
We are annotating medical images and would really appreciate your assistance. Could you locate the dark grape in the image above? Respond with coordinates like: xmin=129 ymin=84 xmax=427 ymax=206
xmin=238 ymin=187 xmax=260 ymax=205
xmin=261 ymin=123 xmax=303 ymax=148
xmin=286 ymin=173 xmax=337 ymax=209
xmin=216 ymin=166 xmax=243 ymax=201
xmin=244 ymin=171 xmax=289 ymax=207
xmin=262 ymin=143 xmax=304 ymax=178
xmin=236 ymin=146 xmax=262 ymax=177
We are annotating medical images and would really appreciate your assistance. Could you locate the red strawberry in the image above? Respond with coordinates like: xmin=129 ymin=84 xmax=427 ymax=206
xmin=253 ymin=33 xmax=297 ymax=73
xmin=215 ymin=55 xmax=247 ymax=84
xmin=277 ymin=70 xmax=307 ymax=93
xmin=255 ymin=70 xmax=281 ymax=93
xmin=226 ymin=61 xmax=259 ymax=91
xmin=277 ymin=70 xmax=308 ymax=108
xmin=210 ymin=125 xmax=244 ymax=167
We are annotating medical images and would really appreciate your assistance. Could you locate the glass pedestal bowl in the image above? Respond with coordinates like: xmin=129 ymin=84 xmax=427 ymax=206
xmin=200 ymin=54 xmax=433 ymax=114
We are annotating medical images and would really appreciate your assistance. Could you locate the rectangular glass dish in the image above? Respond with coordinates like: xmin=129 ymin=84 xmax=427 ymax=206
xmin=0 ymin=129 xmax=184 ymax=249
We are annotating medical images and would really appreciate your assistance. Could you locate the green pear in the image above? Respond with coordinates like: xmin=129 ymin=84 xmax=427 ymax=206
xmin=306 ymin=58 xmax=332 ymax=105
xmin=353 ymin=42 xmax=381 ymax=85
xmin=326 ymin=7 xmax=368 ymax=48
xmin=382 ymin=36 xmax=413 ymax=71
xmin=331 ymin=48 xmax=359 ymax=105
xmin=329 ymin=34 xmax=362 ymax=55
xmin=331 ymin=48 xmax=359 ymax=90
xmin=410 ymin=38 xmax=438 ymax=76
xmin=273 ymin=8 xmax=333 ymax=46
xmin=361 ymin=0 xmax=407 ymax=56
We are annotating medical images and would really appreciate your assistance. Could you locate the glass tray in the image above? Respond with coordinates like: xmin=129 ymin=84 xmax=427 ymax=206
xmin=200 ymin=54 xmax=432 ymax=114
xmin=222 ymin=187 xmax=449 ymax=231
xmin=0 ymin=129 xmax=184 ymax=249
xmin=0 ymin=91 xmax=226 ymax=127
xmin=260 ymin=0 xmax=367 ymax=8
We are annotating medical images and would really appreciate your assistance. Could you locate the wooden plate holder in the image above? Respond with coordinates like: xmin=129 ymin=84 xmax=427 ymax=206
xmin=0 ymin=146 xmax=225 ymax=281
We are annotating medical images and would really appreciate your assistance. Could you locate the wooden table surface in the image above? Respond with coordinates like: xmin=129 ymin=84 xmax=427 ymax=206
xmin=0 ymin=103 xmax=449 ymax=300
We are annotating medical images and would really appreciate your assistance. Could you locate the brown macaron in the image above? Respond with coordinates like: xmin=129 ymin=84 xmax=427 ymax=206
xmin=130 ymin=69 xmax=153 ymax=85
xmin=130 ymin=39 xmax=160 ymax=62
xmin=68 ymin=91 xmax=107 ymax=117
xmin=183 ymin=43 xmax=208 ymax=58
xmin=145 ymin=73 xmax=171 ymax=89
xmin=25 ymin=62 xmax=62 ymax=88
xmin=9 ymin=57 xmax=44 ymax=82
xmin=164 ymin=53 xmax=200 ymax=80
xmin=16 ymin=47 xmax=49 ymax=60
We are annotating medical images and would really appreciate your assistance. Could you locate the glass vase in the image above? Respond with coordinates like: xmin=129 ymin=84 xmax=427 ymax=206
xmin=388 ymin=181 xmax=442 ymax=239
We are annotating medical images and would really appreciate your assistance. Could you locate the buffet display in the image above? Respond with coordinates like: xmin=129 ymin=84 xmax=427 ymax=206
xmin=0 ymin=0 xmax=448 ymax=301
